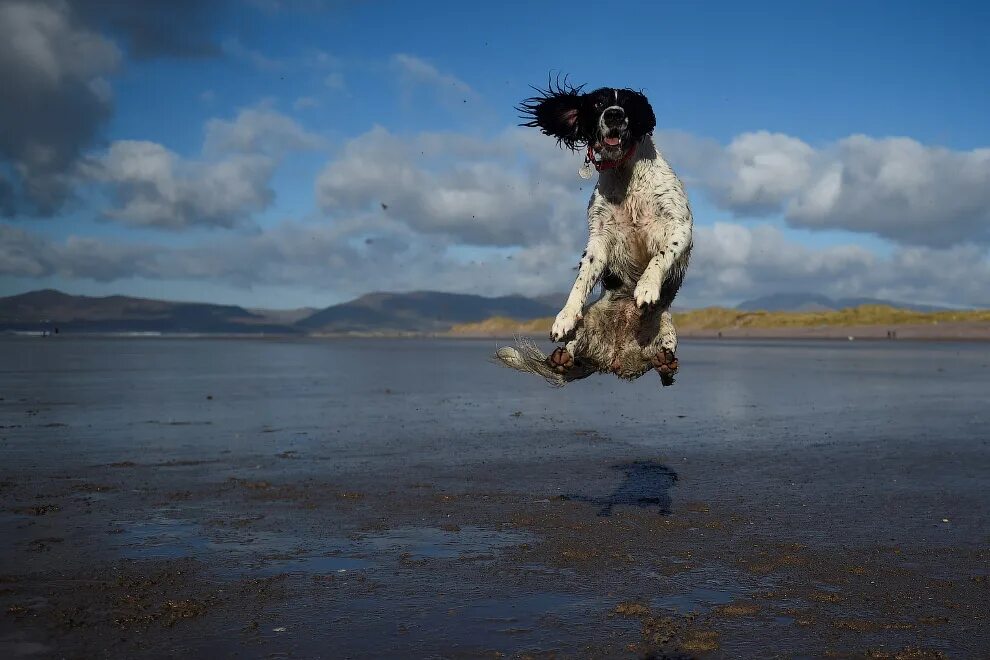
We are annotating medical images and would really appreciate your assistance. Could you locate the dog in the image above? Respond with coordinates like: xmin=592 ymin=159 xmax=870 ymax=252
xmin=496 ymin=78 xmax=693 ymax=387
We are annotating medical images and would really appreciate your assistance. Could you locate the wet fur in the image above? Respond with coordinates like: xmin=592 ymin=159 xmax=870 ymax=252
xmin=497 ymin=80 xmax=692 ymax=385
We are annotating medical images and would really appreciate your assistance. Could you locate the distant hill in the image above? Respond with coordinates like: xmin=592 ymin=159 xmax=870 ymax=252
xmin=247 ymin=306 xmax=318 ymax=325
xmin=530 ymin=292 xmax=567 ymax=309
xmin=0 ymin=289 xmax=298 ymax=334
xmin=736 ymin=292 xmax=951 ymax=313
xmin=449 ymin=304 xmax=990 ymax=338
xmin=295 ymin=291 xmax=558 ymax=333
xmin=0 ymin=289 xmax=560 ymax=335
xmin=17 ymin=288 xmax=969 ymax=337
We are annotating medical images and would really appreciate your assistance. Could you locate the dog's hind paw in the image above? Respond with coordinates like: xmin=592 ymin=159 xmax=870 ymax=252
xmin=652 ymin=347 xmax=678 ymax=387
xmin=546 ymin=347 xmax=574 ymax=373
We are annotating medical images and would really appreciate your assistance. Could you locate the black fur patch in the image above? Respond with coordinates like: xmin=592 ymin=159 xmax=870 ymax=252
xmin=601 ymin=268 xmax=623 ymax=290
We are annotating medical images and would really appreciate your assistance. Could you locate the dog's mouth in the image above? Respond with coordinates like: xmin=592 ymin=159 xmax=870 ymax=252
xmin=596 ymin=131 xmax=627 ymax=156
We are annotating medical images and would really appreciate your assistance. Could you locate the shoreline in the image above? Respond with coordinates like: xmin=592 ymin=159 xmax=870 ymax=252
xmin=3 ymin=323 xmax=990 ymax=341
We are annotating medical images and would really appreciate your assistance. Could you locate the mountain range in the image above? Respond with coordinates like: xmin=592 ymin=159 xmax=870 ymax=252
xmin=0 ymin=288 xmax=958 ymax=335
xmin=0 ymin=289 xmax=558 ymax=335
xmin=295 ymin=291 xmax=557 ymax=333
xmin=734 ymin=292 xmax=951 ymax=313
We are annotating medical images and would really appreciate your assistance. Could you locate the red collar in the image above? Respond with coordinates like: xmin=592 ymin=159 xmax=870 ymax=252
xmin=586 ymin=143 xmax=637 ymax=172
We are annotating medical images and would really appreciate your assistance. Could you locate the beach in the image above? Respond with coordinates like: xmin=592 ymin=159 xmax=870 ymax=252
xmin=1 ymin=337 xmax=988 ymax=658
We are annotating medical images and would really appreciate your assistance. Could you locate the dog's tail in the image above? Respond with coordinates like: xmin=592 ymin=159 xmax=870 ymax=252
xmin=494 ymin=338 xmax=565 ymax=387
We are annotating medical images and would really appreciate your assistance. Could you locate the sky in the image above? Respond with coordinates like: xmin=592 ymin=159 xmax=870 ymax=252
xmin=1 ymin=0 xmax=989 ymax=310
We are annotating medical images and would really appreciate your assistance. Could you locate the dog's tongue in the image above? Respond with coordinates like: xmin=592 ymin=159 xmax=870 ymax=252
xmin=604 ymin=136 xmax=621 ymax=147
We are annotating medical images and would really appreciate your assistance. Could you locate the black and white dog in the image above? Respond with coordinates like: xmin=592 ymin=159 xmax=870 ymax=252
xmin=497 ymin=79 xmax=693 ymax=386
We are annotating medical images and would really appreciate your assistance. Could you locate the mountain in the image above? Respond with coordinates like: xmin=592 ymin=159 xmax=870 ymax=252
xmin=530 ymin=292 xmax=568 ymax=309
xmin=0 ymin=289 xmax=560 ymax=335
xmin=736 ymin=293 xmax=835 ymax=312
xmin=295 ymin=291 xmax=558 ymax=333
xmin=830 ymin=297 xmax=950 ymax=312
xmin=736 ymin=292 xmax=951 ymax=313
xmin=0 ymin=289 xmax=299 ymax=334
xmin=247 ymin=306 xmax=318 ymax=325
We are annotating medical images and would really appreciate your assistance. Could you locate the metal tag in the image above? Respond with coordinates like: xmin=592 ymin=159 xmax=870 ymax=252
xmin=578 ymin=159 xmax=594 ymax=180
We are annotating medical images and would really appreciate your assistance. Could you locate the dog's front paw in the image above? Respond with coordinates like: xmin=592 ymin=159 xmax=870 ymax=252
xmin=550 ymin=307 xmax=581 ymax=342
xmin=634 ymin=278 xmax=660 ymax=308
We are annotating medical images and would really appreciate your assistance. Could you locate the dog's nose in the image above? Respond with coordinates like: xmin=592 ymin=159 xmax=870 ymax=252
xmin=603 ymin=107 xmax=625 ymax=124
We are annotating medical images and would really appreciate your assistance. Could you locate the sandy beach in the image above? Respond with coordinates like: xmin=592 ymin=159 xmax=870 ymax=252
xmin=448 ymin=319 xmax=990 ymax=342
xmin=680 ymin=321 xmax=990 ymax=341
xmin=1 ymin=337 xmax=988 ymax=658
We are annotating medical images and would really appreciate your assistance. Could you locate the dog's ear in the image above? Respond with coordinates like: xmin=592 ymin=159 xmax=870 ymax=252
xmin=624 ymin=90 xmax=656 ymax=140
xmin=518 ymin=76 xmax=587 ymax=150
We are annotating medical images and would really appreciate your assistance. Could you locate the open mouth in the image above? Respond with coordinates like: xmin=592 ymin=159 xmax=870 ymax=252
xmin=603 ymin=136 xmax=621 ymax=147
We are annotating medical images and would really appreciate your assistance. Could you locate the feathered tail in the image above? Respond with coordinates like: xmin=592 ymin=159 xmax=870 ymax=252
xmin=494 ymin=338 xmax=565 ymax=387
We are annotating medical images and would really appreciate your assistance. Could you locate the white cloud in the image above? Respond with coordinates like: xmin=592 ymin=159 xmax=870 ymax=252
xmin=84 ymin=140 xmax=276 ymax=230
xmin=83 ymin=106 xmax=322 ymax=230
xmin=315 ymin=126 xmax=588 ymax=247
xmin=719 ymin=131 xmax=815 ymax=213
xmin=665 ymin=130 xmax=990 ymax=247
xmin=686 ymin=223 xmax=990 ymax=307
xmin=203 ymin=106 xmax=325 ymax=157
xmin=0 ymin=218 xmax=577 ymax=299
xmin=688 ymin=223 xmax=877 ymax=303
xmin=6 ymin=218 xmax=990 ymax=308
xmin=0 ymin=224 xmax=55 ymax=277
xmin=786 ymin=136 xmax=990 ymax=246
xmin=0 ymin=223 xmax=153 ymax=281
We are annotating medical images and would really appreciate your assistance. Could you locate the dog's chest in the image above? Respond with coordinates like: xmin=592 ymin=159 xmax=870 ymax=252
xmin=599 ymin=166 xmax=657 ymax=229
xmin=601 ymin=189 xmax=655 ymax=271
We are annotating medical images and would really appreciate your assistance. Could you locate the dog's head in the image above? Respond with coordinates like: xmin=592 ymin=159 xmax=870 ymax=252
xmin=518 ymin=76 xmax=656 ymax=159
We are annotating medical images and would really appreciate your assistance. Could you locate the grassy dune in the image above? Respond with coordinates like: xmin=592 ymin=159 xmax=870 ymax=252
xmin=448 ymin=304 xmax=990 ymax=336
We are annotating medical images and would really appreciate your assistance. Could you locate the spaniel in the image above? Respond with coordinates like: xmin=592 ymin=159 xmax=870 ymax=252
xmin=497 ymin=78 xmax=693 ymax=387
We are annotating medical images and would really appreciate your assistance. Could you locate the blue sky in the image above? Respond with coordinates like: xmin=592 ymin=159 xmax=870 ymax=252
xmin=2 ymin=0 xmax=989 ymax=309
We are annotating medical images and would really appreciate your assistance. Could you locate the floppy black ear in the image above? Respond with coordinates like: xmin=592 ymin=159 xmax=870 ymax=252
xmin=624 ymin=90 xmax=656 ymax=140
xmin=517 ymin=76 xmax=587 ymax=151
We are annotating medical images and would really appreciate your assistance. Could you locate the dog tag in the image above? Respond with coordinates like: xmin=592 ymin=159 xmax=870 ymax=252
xmin=578 ymin=159 xmax=594 ymax=180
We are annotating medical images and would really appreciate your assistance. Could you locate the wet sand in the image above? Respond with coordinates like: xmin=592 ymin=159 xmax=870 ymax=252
xmin=1 ymin=337 xmax=988 ymax=658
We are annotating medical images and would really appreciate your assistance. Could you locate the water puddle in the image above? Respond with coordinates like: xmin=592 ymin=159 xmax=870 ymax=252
xmin=111 ymin=516 xmax=530 ymax=578
xmin=450 ymin=592 xmax=600 ymax=628
xmin=254 ymin=554 xmax=371 ymax=575
xmin=0 ymin=634 xmax=53 ymax=659
xmin=649 ymin=567 xmax=767 ymax=614
xmin=355 ymin=525 xmax=530 ymax=560
xmin=656 ymin=585 xmax=741 ymax=612
xmin=334 ymin=591 xmax=614 ymax=653
xmin=113 ymin=517 xmax=210 ymax=559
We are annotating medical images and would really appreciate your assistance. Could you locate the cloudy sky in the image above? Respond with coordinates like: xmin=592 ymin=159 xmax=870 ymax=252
xmin=2 ymin=0 xmax=989 ymax=309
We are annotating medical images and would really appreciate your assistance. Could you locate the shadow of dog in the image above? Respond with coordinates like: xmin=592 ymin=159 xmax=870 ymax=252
xmin=563 ymin=460 xmax=678 ymax=517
